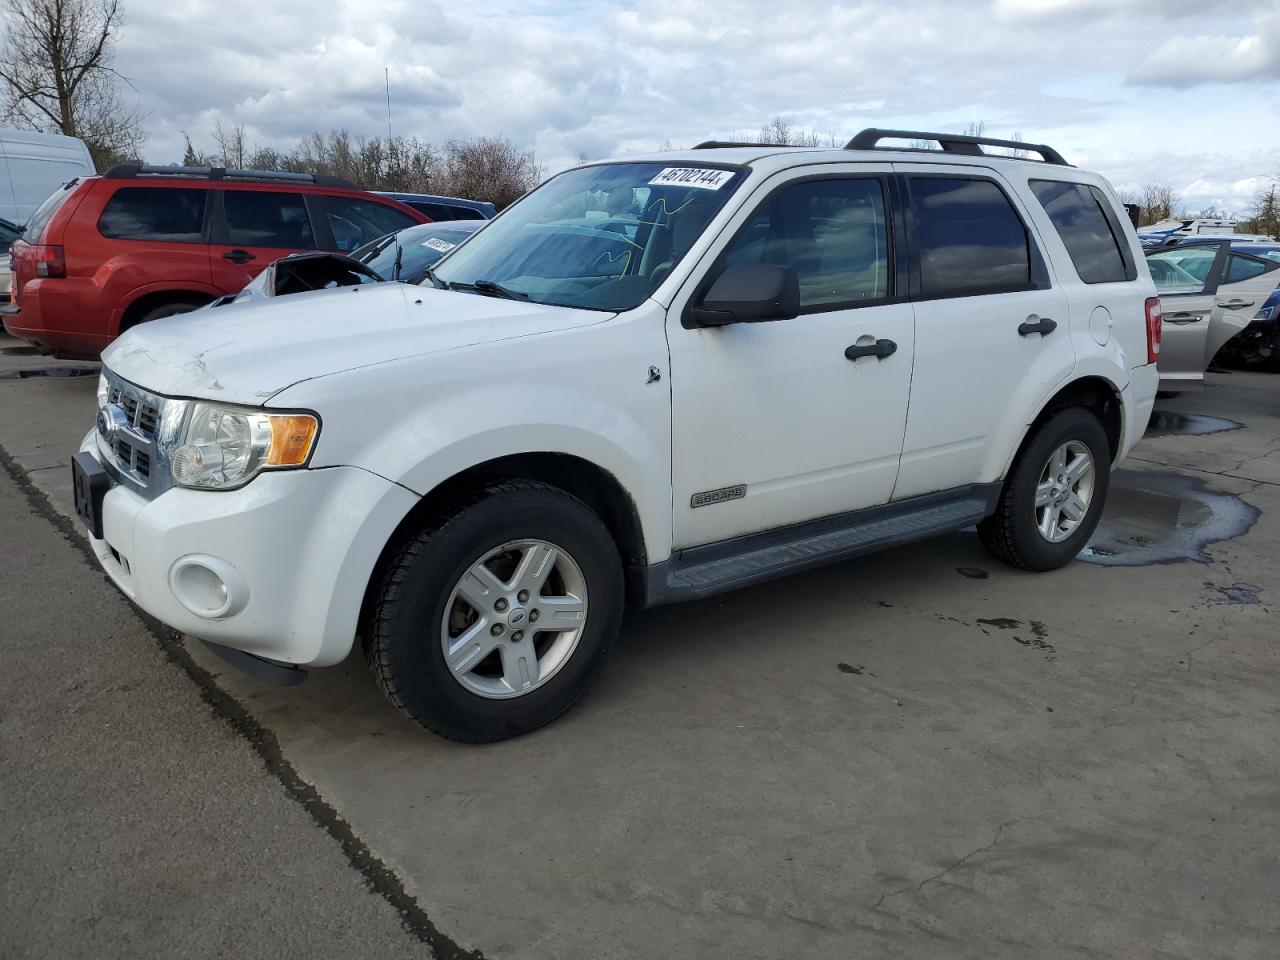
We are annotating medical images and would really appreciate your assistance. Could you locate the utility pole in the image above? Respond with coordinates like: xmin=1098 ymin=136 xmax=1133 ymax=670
xmin=385 ymin=68 xmax=392 ymax=141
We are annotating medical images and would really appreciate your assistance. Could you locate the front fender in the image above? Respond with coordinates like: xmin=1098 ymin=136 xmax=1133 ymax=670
xmin=276 ymin=311 xmax=674 ymax=561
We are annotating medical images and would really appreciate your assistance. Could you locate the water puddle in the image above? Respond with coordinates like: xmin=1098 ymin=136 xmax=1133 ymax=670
xmin=0 ymin=367 xmax=97 ymax=380
xmin=1081 ymin=469 xmax=1259 ymax=566
xmin=1144 ymin=411 xmax=1242 ymax=438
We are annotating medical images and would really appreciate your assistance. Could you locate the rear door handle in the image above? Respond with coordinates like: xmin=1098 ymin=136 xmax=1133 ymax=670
xmin=1163 ymin=312 xmax=1202 ymax=325
xmin=844 ymin=338 xmax=897 ymax=361
xmin=1017 ymin=317 xmax=1057 ymax=337
xmin=221 ymin=249 xmax=256 ymax=265
xmin=1216 ymin=298 xmax=1255 ymax=310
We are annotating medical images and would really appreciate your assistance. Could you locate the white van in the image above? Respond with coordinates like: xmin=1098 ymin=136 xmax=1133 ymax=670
xmin=0 ymin=129 xmax=95 ymax=225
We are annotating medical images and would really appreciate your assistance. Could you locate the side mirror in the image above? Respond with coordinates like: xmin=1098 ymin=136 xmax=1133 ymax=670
xmin=686 ymin=263 xmax=800 ymax=328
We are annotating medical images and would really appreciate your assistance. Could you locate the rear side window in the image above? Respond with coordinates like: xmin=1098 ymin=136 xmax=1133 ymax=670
xmin=98 ymin=187 xmax=207 ymax=243
xmin=909 ymin=177 xmax=1033 ymax=297
xmin=318 ymin=196 xmax=419 ymax=252
xmin=1029 ymin=180 xmax=1133 ymax=284
xmin=21 ymin=180 xmax=82 ymax=242
xmin=1226 ymin=254 xmax=1270 ymax=283
xmin=720 ymin=177 xmax=891 ymax=311
xmin=224 ymin=190 xmax=315 ymax=249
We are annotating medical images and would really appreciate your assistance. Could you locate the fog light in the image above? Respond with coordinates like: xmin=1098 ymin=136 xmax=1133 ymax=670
xmin=169 ymin=555 xmax=249 ymax=619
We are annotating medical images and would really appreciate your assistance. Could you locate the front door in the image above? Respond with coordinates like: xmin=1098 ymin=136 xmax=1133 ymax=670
xmin=667 ymin=168 xmax=915 ymax=550
xmin=889 ymin=165 xmax=1074 ymax=500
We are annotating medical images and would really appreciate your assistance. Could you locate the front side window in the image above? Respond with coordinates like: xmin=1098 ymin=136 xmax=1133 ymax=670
xmin=98 ymin=187 xmax=206 ymax=243
xmin=1145 ymin=246 xmax=1217 ymax=294
xmin=1030 ymin=180 xmax=1132 ymax=284
xmin=224 ymin=190 xmax=315 ymax=249
xmin=319 ymin=196 xmax=419 ymax=252
xmin=432 ymin=162 xmax=745 ymax=311
xmin=718 ymin=178 xmax=890 ymax=311
xmin=910 ymin=177 xmax=1033 ymax=297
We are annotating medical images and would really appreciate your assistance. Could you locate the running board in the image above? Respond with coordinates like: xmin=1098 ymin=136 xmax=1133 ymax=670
xmin=645 ymin=483 xmax=1001 ymax=606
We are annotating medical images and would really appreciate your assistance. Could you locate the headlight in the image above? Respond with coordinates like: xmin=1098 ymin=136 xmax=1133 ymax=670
xmin=96 ymin=373 xmax=109 ymax=408
xmin=170 ymin=403 xmax=319 ymax=490
xmin=1256 ymin=306 xmax=1275 ymax=321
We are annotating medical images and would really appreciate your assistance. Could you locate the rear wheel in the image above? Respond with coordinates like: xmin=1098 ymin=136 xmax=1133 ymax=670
xmin=128 ymin=300 xmax=204 ymax=330
xmin=365 ymin=481 xmax=624 ymax=742
xmin=979 ymin=408 xmax=1111 ymax=571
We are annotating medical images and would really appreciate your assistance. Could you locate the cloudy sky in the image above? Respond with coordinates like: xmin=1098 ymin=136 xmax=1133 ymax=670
xmin=115 ymin=0 xmax=1279 ymax=213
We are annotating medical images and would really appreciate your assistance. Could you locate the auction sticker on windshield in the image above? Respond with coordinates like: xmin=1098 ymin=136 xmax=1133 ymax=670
xmin=423 ymin=238 xmax=456 ymax=253
xmin=648 ymin=168 xmax=735 ymax=190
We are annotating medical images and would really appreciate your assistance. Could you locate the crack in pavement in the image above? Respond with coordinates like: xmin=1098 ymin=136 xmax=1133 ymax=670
xmin=0 ymin=442 xmax=484 ymax=960
xmin=869 ymin=818 xmax=1024 ymax=913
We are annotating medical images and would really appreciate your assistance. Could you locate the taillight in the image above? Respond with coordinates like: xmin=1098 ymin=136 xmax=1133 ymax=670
xmin=1145 ymin=297 xmax=1162 ymax=364
xmin=33 ymin=245 xmax=66 ymax=279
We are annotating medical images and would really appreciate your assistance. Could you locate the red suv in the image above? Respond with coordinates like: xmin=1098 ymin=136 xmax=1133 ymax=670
xmin=2 ymin=165 xmax=429 ymax=358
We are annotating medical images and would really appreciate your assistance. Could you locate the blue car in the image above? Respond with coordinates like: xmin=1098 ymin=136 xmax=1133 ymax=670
xmin=376 ymin=192 xmax=496 ymax=221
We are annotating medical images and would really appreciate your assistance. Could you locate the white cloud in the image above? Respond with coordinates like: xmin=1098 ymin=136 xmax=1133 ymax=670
xmin=104 ymin=0 xmax=1278 ymax=212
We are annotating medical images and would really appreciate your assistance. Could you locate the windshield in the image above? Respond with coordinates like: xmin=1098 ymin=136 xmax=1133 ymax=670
xmin=354 ymin=221 xmax=484 ymax=282
xmin=431 ymin=162 xmax=745 ymax=311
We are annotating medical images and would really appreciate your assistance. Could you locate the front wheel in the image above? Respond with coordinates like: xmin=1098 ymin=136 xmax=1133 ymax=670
xmin=365 ymin=481 xmax=624 ymax=742
xmin=979 ymin=408 xmax=1111 ymax=571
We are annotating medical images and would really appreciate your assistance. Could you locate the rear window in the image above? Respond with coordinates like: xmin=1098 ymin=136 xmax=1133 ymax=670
xmin=909 ymin=177 xmax=1034 ymax=297
xmin=318 ymin=196 xmax=419 ymax=252
xmin=1030 ymin=180 xmax=1133 ymax=284
xmin=20 ymin=180 xmax=82 ymax=242
xmin=224 ymin=190 xmax=315 ymax=249
xmin=0 ymin=219 xmax=18 ymax=254
xmin=99 ymin=187 xmax=207 ymax=243
xmin=409 ymin=201 xmax=484 ymax=221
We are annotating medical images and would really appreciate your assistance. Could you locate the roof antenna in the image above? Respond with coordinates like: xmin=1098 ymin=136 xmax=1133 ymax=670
xmin=385 ymin=67 xmax=392 ymax=140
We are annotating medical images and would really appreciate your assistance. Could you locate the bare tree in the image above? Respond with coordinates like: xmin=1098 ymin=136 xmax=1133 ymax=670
xmin=212 ymin=120 xmax=247 ymax=169
xmin=0 ymin=0 xmax=145 ymax=168
xmin=437 ymin=135 xmax=541 ymax=209
xmin=1138 ymin=183 xmax=1181 ymax=226
xmin=963 ymin=120 xmax=986 ymax=138
xmin=754 ymin=116 xmax=840 ymax=147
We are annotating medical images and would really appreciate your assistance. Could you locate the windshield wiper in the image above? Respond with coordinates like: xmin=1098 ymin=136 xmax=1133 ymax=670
xmin=423 ymin=266 xmax=449 ymax=290
xmin=452 ymin=279 xmax=529 ymax=301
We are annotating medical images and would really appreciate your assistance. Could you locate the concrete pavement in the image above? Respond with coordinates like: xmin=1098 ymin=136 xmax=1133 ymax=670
xmin=2 ymin=332 xmax=1279 ymax=959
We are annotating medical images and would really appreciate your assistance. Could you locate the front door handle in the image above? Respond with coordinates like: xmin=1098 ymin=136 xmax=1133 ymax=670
xmin=1216 ymin=298 xmax=1255 ymax=310
xmin=845 ymin=338 xmax=897 ymax=361
xmin=221 ymin=249 xmax=256 ymax=265
xmin=1017 ymin=317 xmax=1057 ymax=337
xmin=1163 ymin=312 xmax=1202 ymax=325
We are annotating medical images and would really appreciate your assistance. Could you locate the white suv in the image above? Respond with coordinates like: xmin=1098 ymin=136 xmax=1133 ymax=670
xmin=73 ymin=129 xmax=1161 ymax=742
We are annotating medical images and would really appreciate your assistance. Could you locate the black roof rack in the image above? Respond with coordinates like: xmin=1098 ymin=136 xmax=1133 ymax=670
xmin=103 ymin=164 xmax=359 ymax=189
xmin=691 ymin=140 xmax=801 ymax=150
xmin=845 ymin=128 xmax=1068 ymax=166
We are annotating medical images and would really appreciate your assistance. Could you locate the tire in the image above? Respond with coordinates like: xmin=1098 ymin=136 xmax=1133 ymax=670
xmin=978 ymin=408 xmax=1111 ymax=572
xmin=365 ymin=480 xmax=624 ymax=743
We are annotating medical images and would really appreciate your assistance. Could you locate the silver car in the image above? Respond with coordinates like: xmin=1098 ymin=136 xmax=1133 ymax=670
xmin=0 ymin=217 xmax=18 ymax=306
xmin=1147 ymin=240 xmax=1280 ymax=390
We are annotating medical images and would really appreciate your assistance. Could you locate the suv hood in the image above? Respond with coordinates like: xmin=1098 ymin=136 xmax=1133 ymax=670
xmin=102 ymin=284 xmax=610 ymax=402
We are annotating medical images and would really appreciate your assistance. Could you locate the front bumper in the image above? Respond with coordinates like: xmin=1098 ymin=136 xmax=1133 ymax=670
xmin=78 ymin=430 xmax=418 ymax=667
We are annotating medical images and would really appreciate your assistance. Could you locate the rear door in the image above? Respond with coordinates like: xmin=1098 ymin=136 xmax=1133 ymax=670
xmin=208 ymin=188 xmax=319 ymax=293
xmin=1145 ymin=242 xmax=1226 ymax=384
xmin=890 ymin=165 xmax=1072 ymax=500
xmin=1208 ymin=252 xmax=1280 ymax=360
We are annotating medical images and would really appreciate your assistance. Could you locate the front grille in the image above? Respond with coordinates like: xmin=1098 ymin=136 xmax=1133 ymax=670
xmin=106 ymin=384 xmax=159 ymax=440
xmin=96 ymin=369 xmax=178 ymax=500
